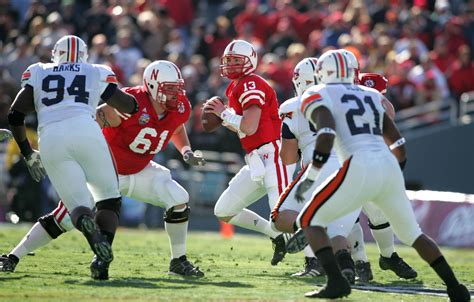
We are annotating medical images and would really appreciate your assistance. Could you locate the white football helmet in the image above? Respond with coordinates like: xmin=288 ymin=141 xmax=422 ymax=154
xmin=292 ymin=57 xmax=318 ymax=96
xmin=143 ymin=60 xmax=185 ymax=111
xmin=220 ymin=40 xmax=258 ymax=80
xmin=52 ymin=35 xmax=88 ymax=64
xmin=340 ymin=49 xmax=359 ymax=83
xmin=316 ymin=50 xmax=355 ymax=84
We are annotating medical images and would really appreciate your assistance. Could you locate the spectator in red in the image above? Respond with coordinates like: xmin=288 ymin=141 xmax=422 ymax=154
xmin=436 ymin=17 xmax=468 ymax=55
xmin=205 ymin=16 xmax=233 ymax=60
xmin=430 ymin=36 xmax=455 ymax=75
xmin=448 ymin=45 xmax=474 ymax=100
xmin=233 ymin=0 xmax=269 ymax=44
xmin=158 ymin=0 xmax=193 ymax=44
xmin=386 ymin=60 xmax=418 ymax=110
xmin=267 ymin=0 xmax=304 ymax=42
xmin=295 ymin=4 xmax=323 ymax=44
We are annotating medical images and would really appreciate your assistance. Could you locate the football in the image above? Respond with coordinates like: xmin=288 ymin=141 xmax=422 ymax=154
xmin=201 ymin=96 xmax=224 ymax=132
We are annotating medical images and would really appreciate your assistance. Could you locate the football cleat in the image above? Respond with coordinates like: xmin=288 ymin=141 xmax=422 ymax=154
xmin=169 ymin=255 xmax=204 ymax=277
xmin=90 ymin=255 xmax=110 ymax=280
xmin=271 ymin=233 xmax=289 ymax=266
xmin=79 ymin=215 xmax=113 ymax=263
xmin=336 ymin=249 xmax=355 ymax=285
xmin=291 ymin=257 xmax=325 ymax=277
xmin=305 ymin=277 xmax=351 ymax=299
xmin=0 ymin=254 xmax=18 ymax=272
xmin=379 ymin=252 xmax=417 ymax=279
xmin=285 ymin=229 xmax=308 ymax=254
xmin=447 ymin=283 xmax=471 ymax=302
xmin=355 ymin=260 xmax=374 ymax=282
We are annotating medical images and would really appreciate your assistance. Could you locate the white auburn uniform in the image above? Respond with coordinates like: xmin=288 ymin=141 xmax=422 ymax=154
xmin=271 ymin=97 xmax=359 ymax=237
xmin=296 ymin=84 xmax=422 ymax=245
xmin=22 ymin=62 xmax=120 ymax=211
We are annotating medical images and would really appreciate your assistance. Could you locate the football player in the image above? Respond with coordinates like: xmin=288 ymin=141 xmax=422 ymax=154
xmin=204 ymin=39 xmax=290 ymax=266
xmin=288 ymin=49 xmax=470 ymax=300
xmin=0 ymin=60 xmax=206 ymax=279
xmin=5 ymin=35 xmax=138 ymax=276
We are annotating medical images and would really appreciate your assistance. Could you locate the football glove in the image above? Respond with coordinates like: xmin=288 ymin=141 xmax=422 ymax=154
xmin=25 ymin=150 xmax=46 ymax=182
xmin=0 ymin=129 xmax=13 ymax=142
xmin=295 ymin=165 xmax=320 ymax=203
xmin=183 ymin=150 xmax=206 ymax=166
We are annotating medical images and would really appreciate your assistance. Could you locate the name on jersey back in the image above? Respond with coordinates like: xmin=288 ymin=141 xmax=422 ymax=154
xmin=52 ymin=64 xmax=81 ymax=72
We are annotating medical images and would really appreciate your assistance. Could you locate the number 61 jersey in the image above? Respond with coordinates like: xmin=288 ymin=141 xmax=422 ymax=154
xmin=21 ymin=62 xmax=118 ymax=129
xmin=102 ymin=86 xmax=191 ymax=175
xmin=300 ymin=83 xmax=388 ymax=162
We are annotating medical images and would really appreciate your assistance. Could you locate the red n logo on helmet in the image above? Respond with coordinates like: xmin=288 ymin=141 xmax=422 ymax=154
xmin=251 ymin=48 xmax=256 ymax=58
xmin=151 ymin=69 xmax=159 ymax=81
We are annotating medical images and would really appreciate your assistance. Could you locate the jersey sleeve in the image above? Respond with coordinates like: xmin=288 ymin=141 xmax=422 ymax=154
xmin=96 ymin=65 xmax=119 ymax=101
xmin=20 ymin=63 xmax=39 ymax=88
xmin=237 ymin=77 xmax=267 ymax=110
xmin=300 ymin=86 xmax=334 ymax=121
xmin=281 ymin=121 xmax=296 ymax=139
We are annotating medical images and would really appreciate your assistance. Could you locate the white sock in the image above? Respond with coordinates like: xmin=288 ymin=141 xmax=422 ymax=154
xmin=303 ymin=245 xmax=315 ymax=258
xmin=347 ymin=222 xmax=368 ymax=262
xmin=10 ymin=222 xmax=53 ymax=259
xmin=371 ymin=225 xmax=395 ymax=258
xmin=164 ymin=221 xmax=188 ymax=260
xmin=229 ymin=209 xmax=280 ymax=238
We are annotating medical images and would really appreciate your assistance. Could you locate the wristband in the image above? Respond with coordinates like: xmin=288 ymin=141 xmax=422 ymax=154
xmin=306 ymin=165 xmax=320 ymax=181
xmin=220 ymin=108 xmax=242 ymax=130
xmin=313 ymin=150 xmax=330 ymax=165
xmin=389 ymin=137 xmax=406 ymax=150
xmin=180 ymin=146 xmax=192 ymax=155
xmin=317 ymin=127 xmax=336 ymax=136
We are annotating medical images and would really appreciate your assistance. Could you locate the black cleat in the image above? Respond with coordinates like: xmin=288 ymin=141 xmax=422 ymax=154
xmin=305 ymin=277 xmax=351 ymax=299
xmin=285 ymin=229 xmax=308 ymax=254
xmin=90 ymin=255 xmax=110 ymax=280
xmin=336 ymin=249 xmax=355 ymax=285
xmin=79 ymin=215 xmax=113 ymax=263
xmin=355 ymin=260 xmax=373 ymax=282
xmin=169 ymin=255 xmax=204 ymax=277
xmin=0 ymin=254 xmax=18 ymax=272
xmin=271 ymin=233 xmax=288 ymax=266
xmin=291 ymin=257 xmax=325 ymax=277
xmin=379 ymin=252 xmax=417 ymax=279
xmin=447 ymin=283 xmax=471 ymax=302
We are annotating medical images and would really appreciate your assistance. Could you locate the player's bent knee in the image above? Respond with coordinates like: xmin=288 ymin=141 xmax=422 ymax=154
xmin=214 ymin=192 xmax=241 ymax=217
xmin=96 ymin=197 xmax=122 ymax=218
xmin=163 ymin=180 xmax=189 ymax=205
xmin=164 ymin=204 xmax=190 ymax=223
xmin=38 ymin=213 xmax=67 ymax=239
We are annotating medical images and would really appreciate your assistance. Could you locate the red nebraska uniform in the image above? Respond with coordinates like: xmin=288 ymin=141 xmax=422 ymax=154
xmin=103 ymin=85 xmax=191 ymax=175
xmin=225 ymin=74 xmax=281 ymax=153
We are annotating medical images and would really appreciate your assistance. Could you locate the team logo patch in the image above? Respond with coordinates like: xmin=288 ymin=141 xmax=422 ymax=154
xmin=364 ymin=79 xmax=375 ymax=88
xmin=138 ymin=112 xmax=150 ymax=125
xmin=280 ymin=112 xmax=293 ymax=120
xmin=177 ymin=102 xmax=185 ymax=114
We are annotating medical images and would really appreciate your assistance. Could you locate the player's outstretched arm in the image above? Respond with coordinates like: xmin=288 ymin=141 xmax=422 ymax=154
xmin=382 ymin=112 xmax=406 ymax=166
xmin=103 ymin=86 xmax=139 ymax=115
xmin=171 ymin=125 xmax=206 ymax=166
xmin=96 ymin=104 xmax=122 ymax=128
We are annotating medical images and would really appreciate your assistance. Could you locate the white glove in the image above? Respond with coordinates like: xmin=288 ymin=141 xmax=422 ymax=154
xmin=183 ymin=150 xmax=206 ymax=166
xmin=0 ymin=129 xmax=13 ymax=142
xmin=295 ymin=165 xmax=320 ymax=203
xmin=25 ymin=151 xmax=47 ymax=182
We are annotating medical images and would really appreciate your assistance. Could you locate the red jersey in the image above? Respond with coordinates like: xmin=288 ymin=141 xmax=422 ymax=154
xmin=103 ymin=86 xmax=191 ymax=175
xmin=225 ymin=74 xmax=281 ymax=153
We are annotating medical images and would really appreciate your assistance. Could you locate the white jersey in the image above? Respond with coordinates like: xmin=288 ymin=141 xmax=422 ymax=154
xmin=301 ymin=83 xmax=387 ymax=162
xmin=279 ymin=96 xmax=338 ymax=166
xmin=21 ymin=62 xmax=117 ymax=129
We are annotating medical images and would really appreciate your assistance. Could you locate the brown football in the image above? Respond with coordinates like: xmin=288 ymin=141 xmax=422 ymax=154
xmin=201 ymin=96 xmax=224 ymax=133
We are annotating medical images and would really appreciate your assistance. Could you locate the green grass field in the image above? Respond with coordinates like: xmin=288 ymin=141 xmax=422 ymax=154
xmin=0 ymin=225 xmax=473 ymax=301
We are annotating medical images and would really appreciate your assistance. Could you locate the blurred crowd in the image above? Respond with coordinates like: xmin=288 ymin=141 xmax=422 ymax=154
xmin=0 ymin=0 xmax=473 ymax=223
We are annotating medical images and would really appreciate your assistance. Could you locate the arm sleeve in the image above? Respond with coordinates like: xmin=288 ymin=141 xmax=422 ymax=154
xmin=96 ymin=65 xmax=119 ymax=99
xmin=281 ymin=121 xmax=296 ymax=139
xmin=238 ymin=79 xmax=266 ymax=110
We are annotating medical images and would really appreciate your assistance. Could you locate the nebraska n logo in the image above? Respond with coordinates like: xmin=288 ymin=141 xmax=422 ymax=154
xmin=251 ymin=48 xmax=256 ymax=58
xmin=151 ymin=69 xmax=159 ymax=81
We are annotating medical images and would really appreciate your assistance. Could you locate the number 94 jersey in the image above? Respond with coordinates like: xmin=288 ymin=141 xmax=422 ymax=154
xmin=300 ymin=84 xmax=387 ymax=162
xmin=21 ymin=62 xmax=117 ymax=129
xmin=102 ymin=86 xmax=191 ymax=175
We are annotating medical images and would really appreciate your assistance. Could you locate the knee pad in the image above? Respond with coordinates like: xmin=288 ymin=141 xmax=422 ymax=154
xmin=96 ymin=197 xmax=122 ymax=218
xmin=38 ymin=213 xmax=66 ymax=239
xmin=368 ymin=219 xmax=390 ymax=230
xmin=164 ymin=204 xmax=190 ymax=223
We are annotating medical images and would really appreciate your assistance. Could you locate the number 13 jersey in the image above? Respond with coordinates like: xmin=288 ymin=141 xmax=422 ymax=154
xmin=300 ymin=83 xmax=387 ymax=162
xmin=21 ymin=62 xmax=118 ymax=130
xmin=103 ymin=86 xmax=191 ymax=175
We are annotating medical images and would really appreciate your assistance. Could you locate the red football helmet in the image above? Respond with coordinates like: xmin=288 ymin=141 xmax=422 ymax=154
xmin=359 ymin=72 xmax=388 ymax=94
xmin=220 ymin=40 xmax=258 ymax=80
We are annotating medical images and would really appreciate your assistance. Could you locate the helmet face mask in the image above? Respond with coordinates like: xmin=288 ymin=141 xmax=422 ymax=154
xmin=52 ymin=35 xmax=88 ymax=64
xmin=220 ymin=40 xmax=257 ymax=80
xmin=292 ymin=57 xmax=318 ymax=96
xmin=143 ymin=60 xmax=185 ymax=111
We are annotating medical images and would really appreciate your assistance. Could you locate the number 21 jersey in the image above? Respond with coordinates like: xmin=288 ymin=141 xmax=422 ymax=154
xmin=300 ymin=83 xmax=387 ymax=162
xmin=102 ymin=86 xmax=191 ymax=175
xmin=21 ymin=62 xmax=117 ymax=129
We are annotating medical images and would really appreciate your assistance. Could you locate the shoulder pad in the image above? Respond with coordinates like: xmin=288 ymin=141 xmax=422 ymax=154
xmin=279 ymin=96 xmax=299 ymax=115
